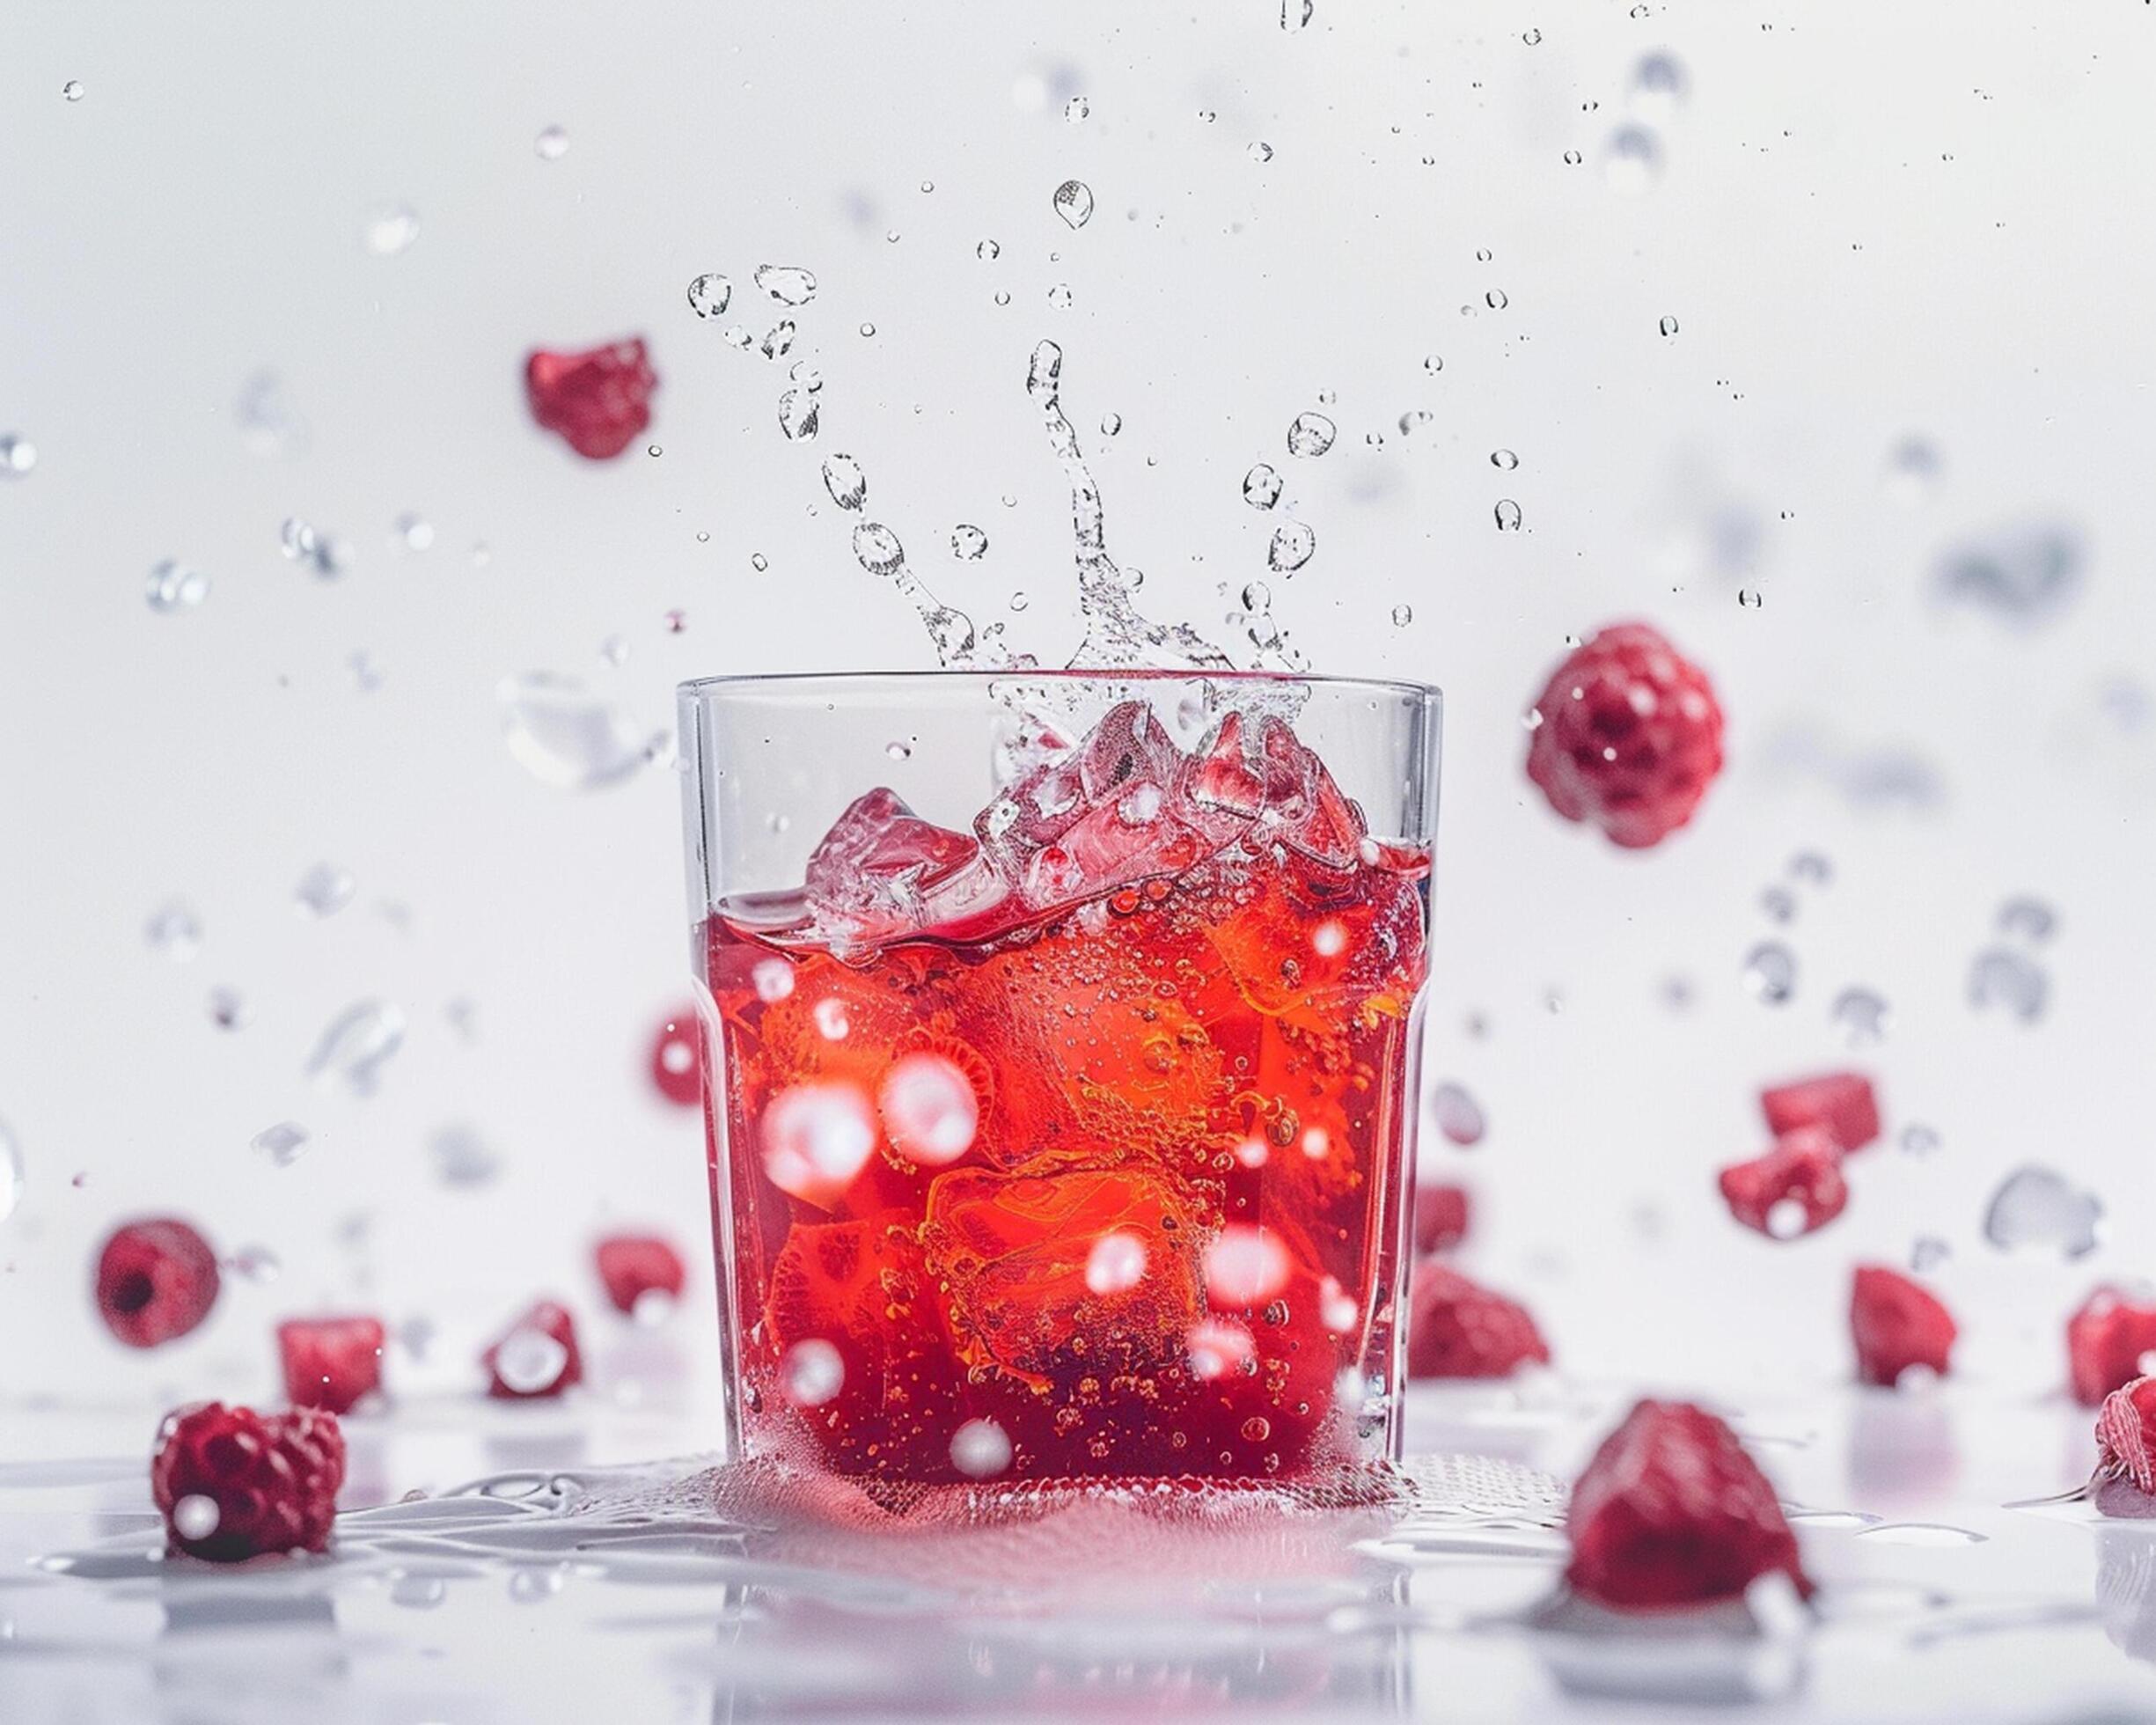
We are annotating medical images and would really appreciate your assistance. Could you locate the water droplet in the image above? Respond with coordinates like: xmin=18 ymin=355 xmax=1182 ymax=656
xmin=1602 ymin=126 xmax=1662 ymax=195
xmin=62 ymin=79 xmax=84 ymax=103
xmin=145 ymin=900 xmax=202 ymax=961
xmin=1427 ymin=1082 xmax=1485 ymax=1147
xmin=295 ymin=862 xmax=356 ymax=918
xmin=1052 ymin=180 xmax=1095 ymax=230
xmin=227 ymin=1243 xmax=280 ymax=1283
xmin=782 ymin=1339 xmax=845 ymax=1406
xmin=494 ymin=1326 xmax=570 ymax=1395
xmin=1491 ymin=448 xmax=1519 ymax=470
xmin=977 ymin=238 xmax=1001 ymax=261
xmin=1475 ymin=248 xmax=1493 ymax=263
xmin=1934 ymin=518 xmax=2084 ymax=629
xmin=533 ymin=124 xmax=569 ymax=160
xmin=363 ymin=203 xmax=420 ymax=256
xmin=1047 ymin=283 xmax=1074 ymax=310
xmin=1249 ymin=141 xmax=1274 ymax=164
xmin=430 ymin=1122 xmax=500 ymax=1187
xmin=1563 ymin=149 xmax=1584 ymax=165
xmin=252 ymin=1121 xmax=311 ymax=1167
xmin=1738 ymin=587 xmax=1764 ymax=609
xmin=686 ymin=273 xmax=732 ymax=319
xmin=1397 ymin=410 xmax=1432 ymax=436
xmin=1759 ymin=885 xmax=1796 ymax=924
xmin=1286 ymin=412 xmax=1336 ymax=458
xmin=1658 ymin=314 xmax=1680 ymax=337
xmin=1983 ymin=1165 xmax=2101 ymax=1259
xmin=1065 ymin=95 xmax=1090 ymax=123
xmin=950 ymin=1417 xmax=1014 ymax=1479
xmin=950 ymin=525 xmax=987 ymax=560
xmin=1969 ymin=947 xmax=2047 ymax=1023
xmin=1830 ymin=987 xmax=1890 ymax=1046
xmin=207 ymin=986 xmax=251 ymax=1031
xmin=760 ymin=320 xmax=796 ymax=360
xmin=1996 ymin=895 xmax=2057 ymax=943
xmin=1493 ymin=499 xmax=1523 ymax=532
xmin=1883 ymin=437 xmax=1941 ymax=503
xmin=1485 ymin=288 xmax=1509 ymax=310
xmin=305 ymin=1000 xmax=406 ymax=1095
xmin=1899 ymin=1123 xmax=1940 ymax=1157
xmin=754 ymin=264 xmax=818 ymax=306
xmin=1267 ymin=521 xmax=1316 ymax=574
xmin=1422 ymin=355 xmax=1444 ymax=375
xmin=1392 ymin=603 xmax=1412 ymax=627
xmin=777 ymin=389 xmax=820 ymax=442
xmin=1241 ymin=580 xmax=1272 ymax=614
xmin=1281 ymin=0 xmax=1313 ymax=31
xmin=144 ymin=560 xmax=209 ymax=613
xmin=1910 ymin=1235 xmax=1951 ymax=1274
xmin=1242 ymin=464 xmax=1283 ymax=510
xmin=821 ymin=454 xmax=868 ymax=511
xmin=1742 ymin=941 xmax=1798 ymax=1004
xmin=1099 ymin=412 xmax=1121 ymax=437
xmin=0 ymin=434 xmax=36 ymax=476
xmin=1522 ymin=26 xmax=1543 ymax=44
xmin=750 ymin=553 xmax=769 ymax=571
xmin=1631 ymin=52 xmax=1689 ymax=120
xmin=498 ymin=672 xmax=656 ymax=791
xmin=992 ymin=291 xmax=1010 ymax=307
xmin=394 ymin=512 xmax=434 ymax=552
xmin=1789 ymin=851 xmax=1833 ymax=886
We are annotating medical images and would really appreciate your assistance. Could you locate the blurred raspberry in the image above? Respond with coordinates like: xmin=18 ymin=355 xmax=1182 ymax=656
xmin=2097 ymin=1377 xmax=2156 ymax=1494
xmin=1413 ymin=1183 xmax=1471 ymax=1254
xmin=482 ymin=1300 xmax=583 ymax=1399
xmin=2070 ymin=1286 xmax=2156 ymax=1407
xmin=277 ymin=1315 xmax=385 ymax=1413
xmin=151 ymin=1401 xmax=345 ymax=1561
xmin=1524 ymin=622 xmax=1724 ymax=848
xmin=1762 ymin=1072 xmax=1881 ymax=1154
xmin=1850 ymin=1266 xmax=1955 ymax=1386
xmin=649 ymin=1007 xmax=702 ymax=1107
xmin=1566 ymin=1399 xmax=1811 ymax=1610
xmin=595 ymin=1234 xmax=686 ymax=1317
xmin=1405 ymin=1262 xmax=1549 ymax=1379
xmin=525 ymin=337 xmax=656 ymax=459
xmin=94 ymin=1218 xmax=220 ymax=1348
xmin=1718 ymin=1128 xmax=1847 ymax=1239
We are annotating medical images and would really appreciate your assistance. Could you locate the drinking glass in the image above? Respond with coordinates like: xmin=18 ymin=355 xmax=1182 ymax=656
xmin=678 ymin=670 xmax=1441 ymax=1488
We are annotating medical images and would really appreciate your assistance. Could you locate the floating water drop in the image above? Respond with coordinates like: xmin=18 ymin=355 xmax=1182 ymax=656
xmin=777 ymin=389 xmax=820 ymax=442
xmin=1983 ymin=1165 xmax=2101 ymax=1259
xmin=251 ymin=1121 xmax=311 ymax=1168
xmin=1281 ymin=0 xmax=1313 ymax=31
xmin=294 ymin=862 xmax=356 ymax=918
xmin=1563 ymin=149 xmax=1584 ymax=165
xmin=686 ymin=274 xmax=731 ymax=319
xmin=1738 ymin=587 xmax=1764 ymax=609
xmin=1789 ymin=851 xmax=1834 ymax=886
xmin=1485 ymin=288 xmax=1509 ymax=310
xmin=1910 ymin=1236 xmax=1951 ymax=1274
xmin=1248 ymin=141 xmax=1274 ymax=164
xmin=1052 ymin=180 xmax=1095 ymax=230
xmin=1760 ymin=885 xmax=1796 ymax=924
xmin=1422 ymin=355 xmax=1444 ymax=375
xmin=498 ymin=672 xmax=656 ymax=791
xmin=1268 ymin=521 xmax=1316 ymax=573
xmin=761 ymin=320 xmax=796 ymax=360
xmin=1286 ymin=412 xmax=1336 ymax=458
xmin=1934 ymin=518 xmax=2084 ymax=629
xmin=1427 ymin=1082 xmax=1485 ymax=1147
xmin=821 ymin=454 xmax=868 ymax=511
xmin=1392 ymin=603 xmax=1412 ymax=627
xmin=1658 ymin=314 xmax=1680 ymax=336
xmin=1631 ymin=52 xmax=1689 ymax=119
xmin=1883 ymin=437 xmax=1942 ymax=503
xmin=1493 ymin=499 xmax=1523 ymax=532
xmin=1831 ymin=987 xmax=1890 ymax=1046
xmin=754 ymin=264 xmax=818 ymax=306
xmin=1602 ymin=126 xmax=1662 ymax=195
xmin=1742 ymin=941 xmax=1798 ymax=1004
xmin=1899 ymin=1123 xmax=1940 ymax=1157
xmin=145 ymin=560 xmax=209 ymax=613
xmin=0 ymin=434 xmax=36 ymax=476
xmin=144 ymin=900 xmax=202 ymax=961
xmin=1047 ymin=283 xmax=1074 ymax=310
xmin=1243 ymin=464 xmax=1283 ymax=510
xmin=395 ymin=512 xmax=434 ymax=551
xmin=1397 ymin=410 xmax=1433 ymax=436
xmin=280 ymin=516 xmax=353 ymax=579
xmin=1996 ymin=895 xmax=2057 ymax=943
xmin=207 ymin=986 xmax=251 ymax=1031
xmin=1491 ymin=449 xmax=1519 ymax=470
xmin=430 ymin=1123 xmax=501 ymax=1187
xmin=62 ymin=79 xmax=84 ymax=102
xmin=1065 ymin=95 xmax=1089 ymax=123
xmin=1522 ymin=26 xmax=1543 ymax=44
xmin=227 ymin=1243 xmax=280 ymax=1282
xmin=950 ymin=524 xmax=988 ymax=560
xmin=977 ymin=238 xmax=1001 ymax=261
xmin=1969 ymin=947 xmax=2047 ymax=1023
xmin=533 ymin=124 xmax=568 ymax=160
xmin=363 ymin=203 xmax=420 ymax=256
xmin=306 ymin=1001 xmax=406 ymax=1095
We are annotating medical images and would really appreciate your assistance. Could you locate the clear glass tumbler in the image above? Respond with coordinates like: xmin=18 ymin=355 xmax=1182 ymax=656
xmin=678 ymin=670 xmax=1441 ymax=1488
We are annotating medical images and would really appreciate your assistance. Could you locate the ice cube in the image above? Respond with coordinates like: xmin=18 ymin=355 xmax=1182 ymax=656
xmin=804 ymin=788 xmax=987 ymax=946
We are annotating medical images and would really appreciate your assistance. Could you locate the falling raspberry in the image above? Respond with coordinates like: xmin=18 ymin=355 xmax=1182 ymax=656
xmin=1850 ymin=1266 xmax=1955 ymax=1386
xmin=482 ymin=1300 xmax=583 ymax=1398
xmin=1524 ymin=622 xmax=1725 ymax=848
xmin=1718 ymin=1127 xmax=1847 ymax=1239
xmin=94 ymin=1218 xmax=221 ymax=1347
xmin=1412 ymin=1183 xmax=1471 ymax=1254
xmin=649 ymin=1007 xmax=703 ymax=1107
xmin=595 ymin=1234 xmax=686 ymax=1318
xmin=524 ymin=338 xmax=657 ymax=460
xmin=151 ymin=1401 xmax=346 ymax=1561
xmin=2096 ymin=1377 xmax=2156 ymax=1495
xmin=277 ymin=1315 xmax=385 ymax=1413
xmin=1761 ymin=1071 xmax=1881 ymax=1154
xmin=1405 ymin=1262 xmax=1549 ymax=1379
xmin=2068 ymin=1285 xmax=2156 ymax=1407
xmin=1566 ymin=1399 xmax=1811 ymax=1611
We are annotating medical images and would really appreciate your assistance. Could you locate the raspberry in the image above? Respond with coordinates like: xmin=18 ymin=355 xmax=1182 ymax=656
xmin=649 ymin=1006 xmax=702 ymax=1107
xmin=94 ymin=1218 xmax=220 ymax=1348
xmin=1566 ymin=1399 xmax=1811 ymax=1611
xmin=525 ymin=338 xmax=656 ymax=459
xmin=1405 ymin=1261 xmax=1549 ymax=1379
xmin=482 ymin=1300 xmax=583 ymax=1398
xmin=2096 ymin=1377 xmax=2156 ymax=1495
xmin=1717 ymin=1127 xmax=1846 ymax=1239
xmin=1524 ymin=622 xmax=1725 ymax=848
xmin=151 ymin=1401 xmax=345 ymax=1561
xmin=1413 ymin=1183 xmax=1471 ymax=1255
xmin=1761 ymin=1072 xmax=1881 ymax=1154
xmin=595 ymin=1234 xmax=686 ymax=1317
xmin=2069 ymin=1286 xmax=2156 ymax=1407
xmin=1850 ymin=1266 xmax=1955 ymax=1386
xmin=277 ymin=1315 xmax=385 ymax=1413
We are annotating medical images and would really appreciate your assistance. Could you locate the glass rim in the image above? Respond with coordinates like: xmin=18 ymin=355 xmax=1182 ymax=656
xmin=677 ymin=667 xmax=1442 ymax=705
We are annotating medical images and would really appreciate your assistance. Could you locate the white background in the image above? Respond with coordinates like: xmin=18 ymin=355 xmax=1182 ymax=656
xmin=3 ymin=0 xmax=2152 ymax=1419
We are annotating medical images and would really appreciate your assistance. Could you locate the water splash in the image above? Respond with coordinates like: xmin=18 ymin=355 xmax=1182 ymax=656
xmin=850 ymin=524 xmax=980 ymax=667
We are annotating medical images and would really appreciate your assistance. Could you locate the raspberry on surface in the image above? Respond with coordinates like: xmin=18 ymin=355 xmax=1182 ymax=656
xmin=1718 ymin=1128 xmax=1847 ymax=1239
xmin=151 ymin=1401 xmax=346 ymax=1561
xmin=1566 ymin=1398 xmax=1811 ymax=1611
xmin=1523 ymin=622 xmax=1725 ymax=849
xmin=1405 ymin=1261 xmax=1549 ymax=1379
xmin=1850 ymin=1266 xmax=1955 ymax=1387
xmin=595 ymin=1234 xmax=687 ymax=1316
xmin=277 ymin=1315 xmax=385 ymax=1414
xmin=649 ymin=1006 xmax=703 ymax=1107
xmin=1761 ymin=1071 xmax=1881 ymax=1154
xmin=2068 ymin=1286 xmax=2156 ymax=1407
xmin=95 ymin=1218 xmax=221 ymax=1348
xmin=525 ymin=337 xmax=656 ymax=460
xmin=2096 ymin=1377 xmax=2156 ymax=1495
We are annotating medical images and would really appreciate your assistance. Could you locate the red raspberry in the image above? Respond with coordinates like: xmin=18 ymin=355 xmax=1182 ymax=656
xmin=94 ymin=1218 xmax=220 ymax=1348
xmin=277 ymin=1315 xmax=385 ymax=1414
xmin=151 ymin=1401 xmax=345 ymax=1561
xmin=1850 ymin=1266 xmax=1955 ymax=1386
xmin=1761 ymin=1071 xmax=1881 ymax=1154
xmin=649 ymin=1007 xmax=702 ymax=1107
xmin=525 ymin=338 xmax=656 ymax=460
xmin=1566 ymin=1399 xmax=1811 ymax=1611
xmin=482 ymin=1300 xmax=583 ymax=1398
xmin=1405 ymin=1261 xmax=1550 ymax=1379
xmin=1524 ymin=622 xmax=1725 ymax=848
xmin=2096 ymin=1377 xmax=2156 ymax=1495
xmin=2069 ymin=1286 xmax=2156 ymax=1407
xmin=1413 ymin=1183 xmax=1471 ymax=1255
xmin=1717 ymin=1128 xmax=1847 ymax=1239
xmin=595 ymin=1233 xmax=686 ymax=1316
